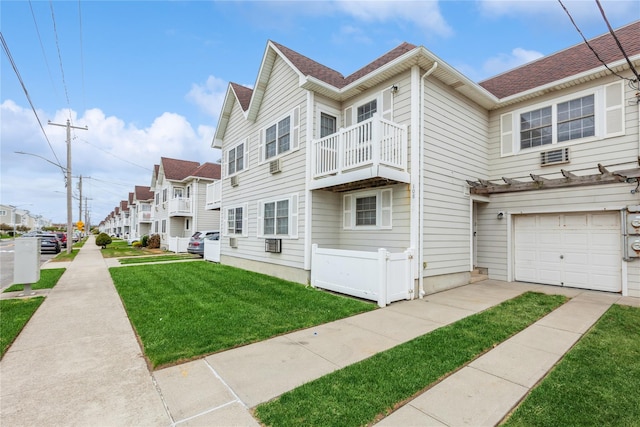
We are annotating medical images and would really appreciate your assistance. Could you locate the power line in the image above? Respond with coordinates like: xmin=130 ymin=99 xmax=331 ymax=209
xmin=78 ymin=0 xmax=87 ymax=113
xmin=595 ymin=0 xmax=640 ymax=85
xmin=0 ymin=31 xmax=64 ymax=175
xmin=49 ymin=0 xmax=73 ymax=122
xmin=28 ymin=0 xmax=60 ymax=102
xmin=557 ymin=0 xmax=638 ymax=86
xmin=77 ymin=138 xmax=154 ymax=172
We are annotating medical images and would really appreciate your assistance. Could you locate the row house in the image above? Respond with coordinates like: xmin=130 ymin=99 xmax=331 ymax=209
xmin=149 ymin=157 xmax=221 ymax=252
xmin=128 ymin=185 xmax=154 ymax=242
xmin=0 ymin=205 xmax=51 ymax=232
xmin=209 ymin=21 xmax=640 ymax=305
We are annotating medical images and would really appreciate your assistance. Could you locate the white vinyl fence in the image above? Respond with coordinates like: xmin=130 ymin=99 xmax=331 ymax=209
xmin=310 ymin=244 xmax=413 ymax=307
xmin=168 ymin=237 xmax=190 ymax=253
xmin=204 ymin=239 xmax=221 ymax=262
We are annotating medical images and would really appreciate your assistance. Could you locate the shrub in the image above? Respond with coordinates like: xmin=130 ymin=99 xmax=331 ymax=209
xmin=95 ymin=233 xmax=112 ymax=249
xmin=147 ymin=234 xmax=161 ymax=249
xmin=141 ymin=235 xmax=149 ymax=247
xmin=132 ymin=241 xmax=142 ymax=248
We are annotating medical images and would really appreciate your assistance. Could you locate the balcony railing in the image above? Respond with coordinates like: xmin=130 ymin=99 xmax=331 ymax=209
xmin=168 ymin=197 xmax=192 ymax=216
xmin=311 ymin=115 xmax=408 ymax=188
xmin=138 ymin=211 xmax=152 ymax=223
xmin=205 ymin=181 xmax=222 ymax=210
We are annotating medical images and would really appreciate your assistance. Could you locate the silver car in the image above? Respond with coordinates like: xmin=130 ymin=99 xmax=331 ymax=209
xmin=187 ymin=230 xmax=220 ymax=256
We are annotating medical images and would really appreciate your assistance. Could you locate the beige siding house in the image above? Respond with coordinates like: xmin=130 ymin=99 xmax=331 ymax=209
xmin=212 ymin=21 xmax=640 ymax=300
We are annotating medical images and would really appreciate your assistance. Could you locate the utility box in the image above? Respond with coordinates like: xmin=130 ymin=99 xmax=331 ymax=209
xmin=14 ymin=238 xmax=41 ymax=284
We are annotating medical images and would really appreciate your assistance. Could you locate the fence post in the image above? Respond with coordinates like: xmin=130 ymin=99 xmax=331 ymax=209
xmin=311 ymin=244 xmax=318 ymax=288
xmin=405 ymin=248 xmax=414 ymax=300
xmin=378 ymin=248 xmax=387 ymax=308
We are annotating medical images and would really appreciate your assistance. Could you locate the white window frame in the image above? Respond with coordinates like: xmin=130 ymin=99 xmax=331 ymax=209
xmin=257 ymin=193 xmax=299 ymax=239
xmin=225 ymin=138 xmax=248 ymax=177
xmin=223 ymin=204 xmax=248 ymax=237
xmin=343 ymin=188 xmax=392 ymax=231
xmin=343 ymin=87 xmax=393 ymax=128
xmin=316 ymin=104 xmax=341 ymax=138
xmin=173 ymin=187 xmax=184 ymax=199
xmin=500 ymin=83 xmax=624 ymax=157
xmin=259 ymin=107 xmax=300 ymax=163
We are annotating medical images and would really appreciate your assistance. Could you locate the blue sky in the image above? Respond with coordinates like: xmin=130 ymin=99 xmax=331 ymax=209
xmin=1 ymin=0 xmax=638 ymax=224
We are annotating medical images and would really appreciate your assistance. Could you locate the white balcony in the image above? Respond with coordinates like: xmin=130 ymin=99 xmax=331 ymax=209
xmin=311 ymin=115 xmax=409 ymax=191
xmin=138 ymin=211 xmax=153 ymax=223
xmin=168 ymin=197 xmax=192 ymax=216
xmin=205 ymin=181 xmax=222 ymax=210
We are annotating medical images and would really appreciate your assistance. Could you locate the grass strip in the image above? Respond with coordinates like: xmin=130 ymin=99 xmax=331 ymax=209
xmin=118 ymin=254 xmax=201 ymax=265
xmin=503 ymin=304 xmax=640 ymax=426
xmin=0 ymin=297 xmax=45 ymax=358
xmin=255 ymin=292 xmax=567 ymax=427
xmin=52 ymin=248 xmax=79 ymax=262
xmin=110 ymin=262 xmax=376 ymax=368
xmin=3 ymin=268 xmax=66 ymax=293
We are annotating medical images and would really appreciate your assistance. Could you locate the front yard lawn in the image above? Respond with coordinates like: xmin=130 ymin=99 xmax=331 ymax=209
xmin=100 ymin=239 xmax=165 ymax=258
xmin=118 ymin=254 xmax=201 ymax=265
xmin=109 ymin=262 xmax=376 ymax=368
xmin=0 ymin=298 xmax=45 ymax=358
xmin=254 ymin=292 xmax=566 ymax=427
xmin=503 ymin=303 xmax=640 ymax=426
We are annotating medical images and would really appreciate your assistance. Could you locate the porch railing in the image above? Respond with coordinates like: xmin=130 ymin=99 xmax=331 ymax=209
xmin=168 ymin=197 xmax=192 ymax=215
xmin=205 ymin=181 xmax=222 ymax=209
xmin=312 ymin=115 xmax=407 ymax=179
xmin=138 ymin=211 xmax=152 ymax=222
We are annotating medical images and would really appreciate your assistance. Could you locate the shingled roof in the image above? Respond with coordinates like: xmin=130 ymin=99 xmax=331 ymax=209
xmin=480 ymin=20 xmax=640 ymax=99
xmin=230 ymin=82 xmax=253 ymax=111
xmin=160 ymin=157 xmax=201 ymax=181
xmin=134 ymin=185 xmax=153 ymax=201
xmin=192 ymin=162 xmax=221 ymax=180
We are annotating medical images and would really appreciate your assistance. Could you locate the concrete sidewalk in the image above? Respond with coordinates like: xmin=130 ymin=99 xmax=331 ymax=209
xmin=1 ymin=237 xmax=637 ymax=426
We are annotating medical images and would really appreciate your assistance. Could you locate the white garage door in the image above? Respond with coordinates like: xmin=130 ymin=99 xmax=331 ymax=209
xmin=514 ymin=212 xmax=621 ymax=292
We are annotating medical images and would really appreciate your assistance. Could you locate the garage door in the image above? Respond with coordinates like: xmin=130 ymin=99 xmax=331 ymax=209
xmin=514 ymin=212 xmax=621 ymax=292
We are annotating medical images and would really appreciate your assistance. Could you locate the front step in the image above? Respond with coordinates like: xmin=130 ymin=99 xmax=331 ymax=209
xmin=470 ymin=267 xmax=488 ymax=284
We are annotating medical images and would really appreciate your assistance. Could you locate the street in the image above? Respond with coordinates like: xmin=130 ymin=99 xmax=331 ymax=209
xmin=0 ymin=239 xmax=56 ymax=290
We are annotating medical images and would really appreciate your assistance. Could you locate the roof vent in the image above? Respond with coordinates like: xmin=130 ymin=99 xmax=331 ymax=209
xmin=541 ymin=147 xmax=569 ymax=166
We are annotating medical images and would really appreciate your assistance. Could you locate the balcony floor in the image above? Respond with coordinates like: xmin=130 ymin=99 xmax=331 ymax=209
xmin=310 ymin=165 xmax=410 ymax=192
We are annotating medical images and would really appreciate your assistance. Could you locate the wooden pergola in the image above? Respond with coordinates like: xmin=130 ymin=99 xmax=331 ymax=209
xmin=467 ymin=162 xmax=640 ymax=195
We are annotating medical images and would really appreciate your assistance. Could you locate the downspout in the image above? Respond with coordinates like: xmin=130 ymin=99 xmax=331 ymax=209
xmin=419 ymin=61 xmax=438 ymax=299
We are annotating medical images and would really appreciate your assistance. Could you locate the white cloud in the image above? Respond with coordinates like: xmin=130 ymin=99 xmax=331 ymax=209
xmin=482 ymin=47 xmax=544 ymax=77
xmin=1 ymin=101 xmax=220 ymax=224
xmin=186 ymin=75 xmax=228 ymax=119
xmin=334 ymin=0 xmax=453 ymax=37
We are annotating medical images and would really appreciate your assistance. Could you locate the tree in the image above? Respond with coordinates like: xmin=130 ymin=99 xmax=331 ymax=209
xmin=95 ymin=233 xmax=112 ymax=249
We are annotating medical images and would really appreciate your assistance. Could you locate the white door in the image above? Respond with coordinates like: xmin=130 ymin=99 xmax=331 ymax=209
xmin=514 ymin=212 xmax=621 ymax=292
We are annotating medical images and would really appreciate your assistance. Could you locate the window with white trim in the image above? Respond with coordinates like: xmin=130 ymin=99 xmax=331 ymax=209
xmin=260 ymin=107 xmax=300 ymax=162
xmin=226 ymin=140 xmax=246 ymax=176
xmin=343 ymin=188 xmax=392 ymax=230
xmin=257 ymin=194 xmax=299 ymax=238
xmin=173 ymin=187 xmax=184 ymax=199
xmin=161 ymin=219 xmax=166 ymax=233
xmin=501 ymin=82 xmax=624 ymax=156
xmin=222 ymin=204 xmax=248 ymax=237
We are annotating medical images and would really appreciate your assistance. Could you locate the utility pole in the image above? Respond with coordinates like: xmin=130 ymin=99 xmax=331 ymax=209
xmin=78 ymin=175 xmax=82 ymax=224
xmin=48 ymin=119 xmax=87 ymax=254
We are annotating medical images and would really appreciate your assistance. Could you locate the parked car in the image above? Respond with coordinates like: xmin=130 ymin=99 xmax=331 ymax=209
xmin=39 ymin=233 xmax=62 ymax=254
xmin=187 ymin=230 xmax=220 ymax=256
xmin=55 ymin=232 xmax=67 ymax=248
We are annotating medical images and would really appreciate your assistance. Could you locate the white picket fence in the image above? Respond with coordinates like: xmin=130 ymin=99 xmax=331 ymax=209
xmin=204 ymin=239 xmax=221 ymax=262
xmin=310 ymin=244 xmax=413 ymax=307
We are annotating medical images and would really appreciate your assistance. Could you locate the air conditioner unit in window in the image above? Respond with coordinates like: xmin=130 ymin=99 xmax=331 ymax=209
xmin=230 ymin=175 xmax=239 ymax=187
xmin=269 ymin=159 xmax=281 ymax=174
xmin=540 ymin=147 xmax=570 ymax=166
xmin=265 ymin=238 xmax=282 ymax=253
xmin=229 ymin=237 xmax=237 ymax=248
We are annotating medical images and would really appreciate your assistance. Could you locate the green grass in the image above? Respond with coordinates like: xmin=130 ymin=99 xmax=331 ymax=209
xmin=503 ymin=304 xmax=640 ymax=427
xmin=3 ymin=268 xmax=66 ymax=293
xmin=254 ymin=292 xmax=567 ymax=427
xmin=0 ymin=297 xmax=45 ymax=358
xmin=100 ymin=239 xmax=164 ymax=258
xmin=52 ymin=248 xmax=80 ymax=262
xmin=110 ymin=262 xmax=376 ymax=368
xmin=118 ymin=254 xmax=201 ymax=265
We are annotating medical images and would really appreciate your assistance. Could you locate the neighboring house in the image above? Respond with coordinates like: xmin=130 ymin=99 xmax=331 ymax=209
xmin=211 ymin=21 xmax=640 ymax=303
xmin=150 ymin=157 xmax=222 ymax=251
xmin=128 ymin=185 xmax=154 ymax=242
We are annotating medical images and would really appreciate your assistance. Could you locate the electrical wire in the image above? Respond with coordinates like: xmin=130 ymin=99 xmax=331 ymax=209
xmin=28 ymin=0 xmax=60 ymax=102
xmin=49 ymin=0 xmax=74 ymax=122
xmin=78 ymin=0 xmax=87 ymax=114
xmin=77 ymin=138 xmax=154 ymax=172
xmin=557 ymin=0 xmax=638 ymax=86
xmin=595 ymin=0 xmax=640 ymax=87
xmin=0 ymin=31 xmax=64 ymax=176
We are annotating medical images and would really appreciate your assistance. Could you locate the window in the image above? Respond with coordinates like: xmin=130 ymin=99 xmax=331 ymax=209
xmin=357 ymin=100 xmax=377 ymax=123
xmin=185 ymin=219 xmax=190 ymax=231
xmin=154 ymin=221 xmax=158 ymax=233
xmin=227 ymin=142 xmax=245 ymax=175
xmin=320 ymin=113 xmax=337 ymax=137
xmin=161 ymin=220 xmax=166 ymax=233
xmin=155 ymin=194 xmax=159 ymax=205
xmin=162 ymin=189 xmax=167 ymax=203
xmin=261 ymin=107 xmax=300 ymax=162
xmin=227 ymin=207 xmax=243 ymax=235
xmin=504 ymin=90 xmax=606 ymax=156
xmin=266 ymin=117 xmax=290 ymax=160
xmin=173 ymin=187 xmax=183 ymax=199
xmin=343 ymin=188 xmax=392 ymax=230
xmin=258 ymin=194 xmax=298 ymax=238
